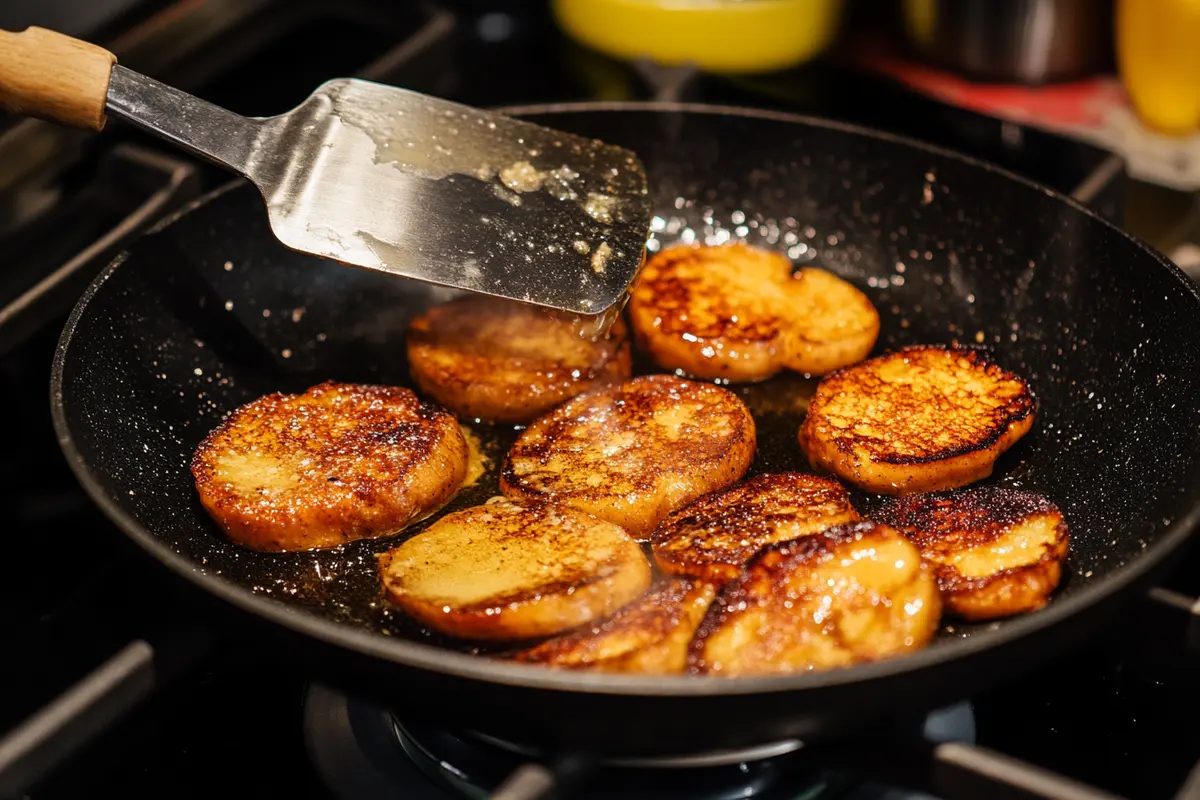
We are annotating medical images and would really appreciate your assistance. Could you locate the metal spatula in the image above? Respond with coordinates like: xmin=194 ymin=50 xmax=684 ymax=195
xmin=0 ymin=27 xmax=651 ymax=315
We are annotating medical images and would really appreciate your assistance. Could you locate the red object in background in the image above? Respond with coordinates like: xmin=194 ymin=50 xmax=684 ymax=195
xmin=845 ymin=33 xmax=1200 ymax=191
xmin=849 ymin=34 xmax=1125 ymax=130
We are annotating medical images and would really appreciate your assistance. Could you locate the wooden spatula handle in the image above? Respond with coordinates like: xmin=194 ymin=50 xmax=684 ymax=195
xmin=0 ymin=27 xmax=116 ymax=130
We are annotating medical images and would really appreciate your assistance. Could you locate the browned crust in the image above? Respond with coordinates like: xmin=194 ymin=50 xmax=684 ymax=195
xmin=940 ymin=559 xmax=1065 ymax=621
xmin=378 ymin=499 xmax=651 ymax=641
xmin=191 ymin=381 xmax=468 ymax=552
xmin=634 ymin=244 xmax=790 ymax=340
xmin=627 ymin=242 xmax=879 ymax=382
xmin=798 ymin=345 xmax=1036 ymax=494
xmin=688 ymin=521 xmax=941 ymax=676
xmin=406 ymin=294 xmax=632 ymax=424
xmin=874 ymin=486 xmax=1070 ymax=620
xmin=499 ymin=374 xmax=757 ymax=539
xmin=650 ymin=472 xmax=859 ymax=584
xmin=510 ymin=578 xmax=717 ymax=673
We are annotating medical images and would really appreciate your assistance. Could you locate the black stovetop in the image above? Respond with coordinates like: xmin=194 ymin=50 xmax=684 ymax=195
xmin=1 ymin=2 xmax=1197 ymax=799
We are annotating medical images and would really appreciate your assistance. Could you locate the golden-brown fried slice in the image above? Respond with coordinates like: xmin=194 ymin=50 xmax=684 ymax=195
xmin=378 ymin=498 xmax=650 ymax=641
xmin=799 ymin=345 xmax=1035 ymax=495
xmin=628 ymin=243 xmax=879 ymax=382
xmin=500 ymin=375 xmax=757 ymax=539
xmin=406 ymin=294 xmax=631 ymax=424
xmin=688 ymin=521 xmax=940 ymax=676
xmin=511 ymin=578 xmax=717 ymax=673
xmin=192 ymin=381 xmax=467 ymax=552
xmin=874 ymin=486 xmax=1069 ymax=621
xmin=651 ymin=473 xmax=859 ymax=584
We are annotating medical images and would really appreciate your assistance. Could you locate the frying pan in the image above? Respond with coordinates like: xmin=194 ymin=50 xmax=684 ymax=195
xmin=50 ymin=103 xmax=1200 ymax=757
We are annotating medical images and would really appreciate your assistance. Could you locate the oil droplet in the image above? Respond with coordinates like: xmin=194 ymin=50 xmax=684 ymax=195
xmin=584 ymin=193 xmax=615 ymax=224
xmin=544 ymin=166 xmax=579 ymax=201
xmin=460 ymin=426 xmax=491 ymax=488
xmin=492 ymin=184 xmax=522 ymax=206
xmin=498 ymin=160 xmax=543 ymax=193
xmin=591 ymin=242 xmax=612 ymax=274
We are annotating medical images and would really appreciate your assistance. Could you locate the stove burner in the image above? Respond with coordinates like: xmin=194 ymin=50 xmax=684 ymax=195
xmin=302 ymin=684 xmax=976 ymax=799
xmin=397 ymin=722 xmax=819 ymax=800
xmin=466 ymin=729 xmax=804 ymax=769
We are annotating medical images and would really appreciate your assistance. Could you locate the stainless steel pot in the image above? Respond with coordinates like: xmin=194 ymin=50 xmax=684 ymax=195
xmin=900 ymin=0 xmax=1113 ymax=84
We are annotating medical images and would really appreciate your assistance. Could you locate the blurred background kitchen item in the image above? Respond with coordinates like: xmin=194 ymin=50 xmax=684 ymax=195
xmin=1115 ymin=0 xmax=1200 ymax=136
xmin=551 ymin=0 xmax=845 ymax=75
xmin=898 ymin=0 xmax=1113 ymax=85
xmin=545 ymin=0 xmax=1200 ymax=191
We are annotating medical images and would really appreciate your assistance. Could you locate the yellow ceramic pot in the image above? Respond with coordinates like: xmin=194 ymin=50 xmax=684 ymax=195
xmin=551 ymin=0 xmax=844 ymax=75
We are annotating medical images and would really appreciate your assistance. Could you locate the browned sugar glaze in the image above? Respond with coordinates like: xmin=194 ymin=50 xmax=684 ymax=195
xmin=651 ymin=472 xmax=859 ymax=584
xmin=500 ymin=374 xmax=756 ymax=539
xmin=191 ymin=381 xmax=467 ymax=552
xmin=875 ymin=486 xmax=1069 ymax=620
xmin=800 ymin=345 xmax=1036 ymax=494
xmin=406 ymin=294 xmax=632 ymax=424
xmin=628 ymin=243 xmax=879 ymax=382
xmin=378 ymin=497 xmax=651 ymax=641
xmin=688 ymin=521 xmax=941 ymax=676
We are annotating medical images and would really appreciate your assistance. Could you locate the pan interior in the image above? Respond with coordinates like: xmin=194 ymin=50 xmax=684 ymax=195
xmin=54 ymin=106 xmax=1200 ymax=690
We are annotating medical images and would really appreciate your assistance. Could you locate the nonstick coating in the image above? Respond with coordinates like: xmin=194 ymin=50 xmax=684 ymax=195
xmin=52 ymin=104 xmax=1200 ymax=752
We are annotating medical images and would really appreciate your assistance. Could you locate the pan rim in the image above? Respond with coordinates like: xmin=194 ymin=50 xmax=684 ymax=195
xmin=50 ymin=101 xmax=1200 ymax=698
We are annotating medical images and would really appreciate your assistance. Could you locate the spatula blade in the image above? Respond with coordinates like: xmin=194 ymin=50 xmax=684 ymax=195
xmin=249 ymin=78 xmax=650 ymax=315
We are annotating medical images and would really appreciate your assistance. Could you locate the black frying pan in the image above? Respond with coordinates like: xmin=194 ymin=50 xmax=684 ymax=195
xmin=50 ymin=103 xmax=1200 ymax=755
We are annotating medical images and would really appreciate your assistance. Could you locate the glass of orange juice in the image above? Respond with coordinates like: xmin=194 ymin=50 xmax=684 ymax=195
xmin=1116 ymin=0 xmax=1200 ymax=136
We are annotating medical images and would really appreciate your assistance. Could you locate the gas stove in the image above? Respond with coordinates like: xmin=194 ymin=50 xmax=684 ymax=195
xmin=1 ymin=2 xmax=1198 ymax=799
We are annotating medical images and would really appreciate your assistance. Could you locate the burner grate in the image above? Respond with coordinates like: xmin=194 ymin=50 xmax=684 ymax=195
xmin=304 ymin=683 xmax=977 ymax=800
